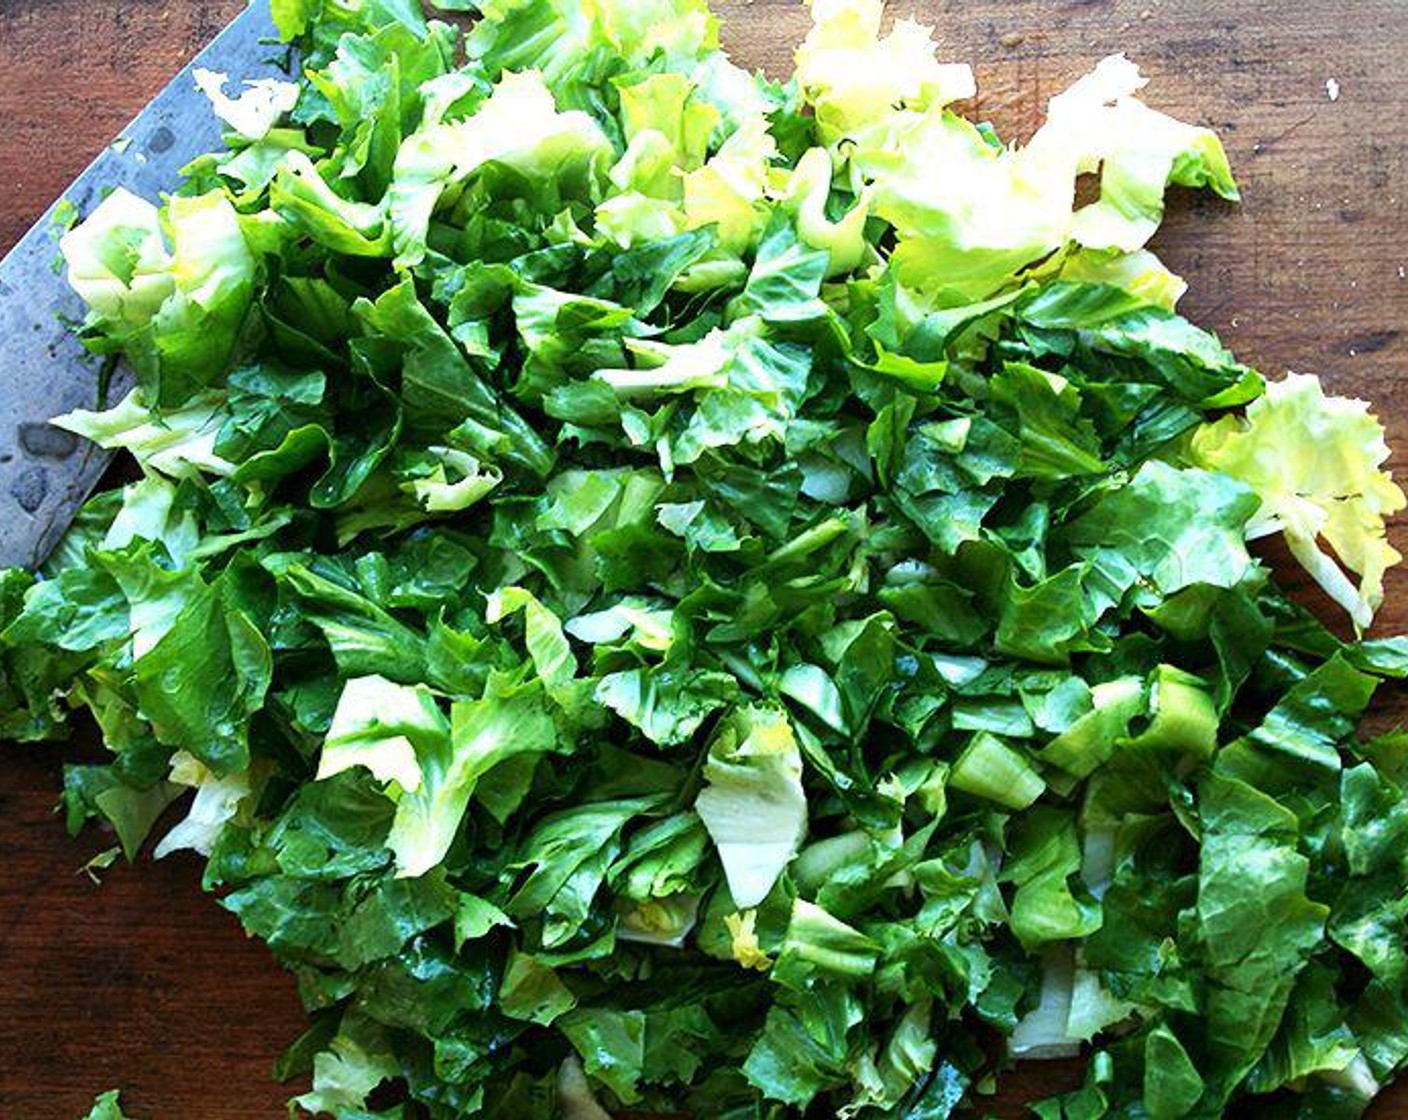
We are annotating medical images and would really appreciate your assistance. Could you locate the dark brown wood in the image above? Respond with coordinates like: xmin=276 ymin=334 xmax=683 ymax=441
xmin=1 ymin=0 xmax=1406 ymax=1115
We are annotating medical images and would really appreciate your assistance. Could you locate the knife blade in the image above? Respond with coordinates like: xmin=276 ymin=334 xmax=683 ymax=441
xmin=0 ymin=0 xmax=283 ymax=570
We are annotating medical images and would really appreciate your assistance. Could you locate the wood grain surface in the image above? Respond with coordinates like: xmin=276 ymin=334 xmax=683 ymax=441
xmin=1 ymin=1 xmax=1406 ymax=1116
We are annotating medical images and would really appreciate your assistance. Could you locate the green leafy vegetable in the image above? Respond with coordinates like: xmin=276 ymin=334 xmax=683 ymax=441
xmin=1192 ymin=371 xmax=1406 ymax=631
xmin=81 ymin=1091 xmax=139 ymax=1120
xmin=695 ymin=705 xmax=808 ymax=907
xmin=7 ymin=0 xmax=1408 ymax=1117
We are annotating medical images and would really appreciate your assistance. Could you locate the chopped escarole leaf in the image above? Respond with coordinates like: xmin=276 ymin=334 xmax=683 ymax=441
xmin=1191 ymin=371 xmax=1406 ymax=631
xmin=81 ymin=1091 xmax=141 ymax=1120
xmin=827 ymin=6 xmax=1236 ymax=311
xmin=7 ymin=0 xmax=1408 ymax=1118
xmin=695 ymin=705 xmax=809 ymax=907
xmin=60 ymin=188 xmax=257 ymax=405
xmin=794 ymin=0 xmax=976 ymax=146
xmin=390 ymin=68 xmax=614 ymax=266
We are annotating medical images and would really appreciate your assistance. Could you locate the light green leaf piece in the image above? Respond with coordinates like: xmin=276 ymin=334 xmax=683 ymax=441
xmin=468 ymin=0 xmax=720 ymax=89
xmin=838 ymin=28 xmax=1235 ymax=308
xmin=782 ymin=146 xmax=872 ymax=277
xmin=595 ymin=665 xmax=737 ymax=747
xmin=150 ymin=190 xmax=258 ymax=402
xmin=81 ymin=1090 xmax=140 ymax=1120
xmin=270 ymin=150 xmax=392 ymax=257
xmin=60 ymin=189 xmax=174 ymax=326
xmin=499 ymin=950 xmax=578 ymax=1025
xmin=100 ymin=476 xmax=200 ymax=567
xmin=294 ymin=1030 xmax=399 ymax=1116
xmin=695 ymin=705 xmax=808 ymax=907
xmin=795 ymin=0 xmax=974 ymax=146
xmin=1144 ymin=1024 xmax=1206 ymax=1120
xmin=1062 ymin=460 xmax=1261 ymax=602
xmin=405 ymin=448 xmax=503 ymax=512
xmin=772 ymin=898 xmax=880 ymax=991
xmin=1055 ymin=54 xmax=1238 ymax=252
xmin=154 ymin=750 xmax=253 ymax=859
xmin=389 ymin=684 xmax=558 ymax=877
xmin=391 ymin=69 xmax=612 ymax=266
xmin=318 ymin=675 xmax=449 ymax=792
xmin=682 ymin=114 xmax=777 ymax=254
xmin=1192 ymin=371 xmax=1406 ymax=631
xmin=485 ymin=586 xmax=578 ymax=695
xmin=193 ymin=67 xmax=300 ymax=142
xmin=949 ymin=731 xmax=1045 ymax=810
xmin=55 ymin=389 xmax=234 ymax=481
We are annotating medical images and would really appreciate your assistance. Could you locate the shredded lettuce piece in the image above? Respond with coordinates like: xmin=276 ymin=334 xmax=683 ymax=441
xmin=81 ymin=1091 xmax=140 ymax=1120
xmin=695 ymin=706 xmax=808 ymax=907
xmin=833 ymin=31 xmax=1236 ymax=308
xmin=193 ymin=68 xmax=300 ymax=141
xmin=55 ymin=390 xmax=234 ymax=480
xmin=154 ymin=750 xmax=253 ymax=858
xmin=391 ymin=69 xmax=613 ymax=265
xmin=61 ymin=188 xmax=256 ymax=402
xmin=318 ymin=675 xmax=445 ymax=791
xmin=795 ymin=0 xmax=975 ymax=145
xmin=1193 ymin=372 xmax=1406 ymax=630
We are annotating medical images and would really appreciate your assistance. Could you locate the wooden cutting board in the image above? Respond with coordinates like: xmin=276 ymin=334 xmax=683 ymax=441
xmin=1 ymin=1 xmax=1406 ymax=1115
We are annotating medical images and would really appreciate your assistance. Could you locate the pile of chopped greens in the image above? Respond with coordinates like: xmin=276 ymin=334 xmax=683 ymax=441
xmin=8 ymin=0 xmax=1408 ymax=1117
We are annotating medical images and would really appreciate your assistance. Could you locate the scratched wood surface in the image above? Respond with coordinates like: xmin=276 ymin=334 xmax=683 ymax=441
xmin=1 ymin=0 xmax=1406 ymax=1116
